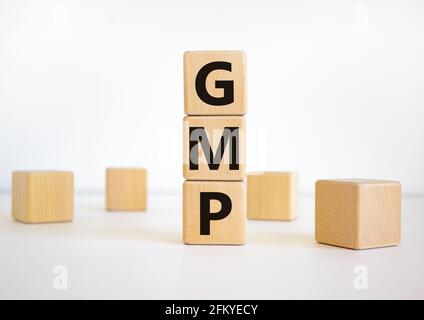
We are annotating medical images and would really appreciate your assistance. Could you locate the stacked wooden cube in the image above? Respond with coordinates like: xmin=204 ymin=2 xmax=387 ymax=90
xmin=183 ymin=51 xmax=247 ymax=245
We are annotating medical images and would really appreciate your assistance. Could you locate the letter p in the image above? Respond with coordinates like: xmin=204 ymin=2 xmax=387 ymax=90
xmin=200 ymin=192 xmax=232 ymax=235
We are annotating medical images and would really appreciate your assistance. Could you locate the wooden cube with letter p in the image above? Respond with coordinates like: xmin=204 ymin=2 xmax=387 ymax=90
xmin=184 ymin=51 xmax=246 ymax=115
xmin=183 ymin=181 xmax=246 ymax=245
xmin=183 ymin=115 xmax=245 ymax=181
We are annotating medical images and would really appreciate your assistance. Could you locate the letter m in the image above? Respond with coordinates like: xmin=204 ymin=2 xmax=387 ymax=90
xmin=189 ymin=127 xmax=240 ymax=170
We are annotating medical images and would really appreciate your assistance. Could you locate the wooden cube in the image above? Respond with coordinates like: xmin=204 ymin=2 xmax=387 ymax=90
xmin=183 ymin=116 xmax=245 ymax=181
xmin=184 ymin=51 xmax=246 ymax=115
xmin=315 ymin=179 xmax=401 ymax=250
xmin=12 ymin=171 xmax=74 ymax=223
xmin=183 ymin=181 xmax=246 ymax=245
xmin=247 ymin=172 xmax=299 ymax=221
xmin=106 ymin=168 xmax=147 ymax=211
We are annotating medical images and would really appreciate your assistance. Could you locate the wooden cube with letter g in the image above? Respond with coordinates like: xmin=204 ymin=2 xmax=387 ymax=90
xmin=184 ymin=51 xmax=246 ymax=115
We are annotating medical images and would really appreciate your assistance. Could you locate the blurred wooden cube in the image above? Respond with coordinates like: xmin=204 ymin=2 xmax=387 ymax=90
xmin=106 ymin=168 xmax=147 ymax=211
xmin=247 ymin=172 xmax=299 ymax=221
xmin=184 ymin=51 xmax=247 ymax=115
xmin=315 ymin=179 xmax=401 ymax=249
xmin=183 ymin=181 xmax=246 ymax=245
xmin=12 ymin=171 xmax=74 ymax=223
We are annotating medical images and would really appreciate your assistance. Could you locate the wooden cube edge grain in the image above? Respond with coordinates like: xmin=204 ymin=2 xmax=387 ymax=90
xmin=315 ymin=179 xmax=401 ymax=250
xmin=315 ymin=180 xmax=360 ymax=249
xmin=12 ymin=171 xmax=74 ymax=224
xmin=357 ymin=181 xmax=401 ymax=249
xmin=106 ymin=168 xmax=148 ymax=211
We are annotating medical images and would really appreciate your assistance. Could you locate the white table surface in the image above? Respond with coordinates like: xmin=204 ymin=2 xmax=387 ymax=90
xmin=0 ymin=192 xmax=423 ymax=300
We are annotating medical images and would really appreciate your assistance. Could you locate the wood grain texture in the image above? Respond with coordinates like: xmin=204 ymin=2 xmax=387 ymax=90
xmin=183 ymin=181 xmax=246 ymax=245
xmin=12 ymin=171 xmax=74 ymax=224
xmin=106 ymin=168 xmax=147 ymax=211
xmin=315 ymin=179 xmax=401 ymax=250
xmin=247 ymin=172 xmax=299 ymax=221
xmin=184 ymin=51 xmax=246 ymax=115
xmin=183 ymin=116 xmax=245 ymax=181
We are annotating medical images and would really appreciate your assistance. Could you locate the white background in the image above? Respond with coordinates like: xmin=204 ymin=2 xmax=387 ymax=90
xmin=1 ymin=1 xmax=423 ymax=300
xmin=0 ymin=0 xmax=422 ymax=194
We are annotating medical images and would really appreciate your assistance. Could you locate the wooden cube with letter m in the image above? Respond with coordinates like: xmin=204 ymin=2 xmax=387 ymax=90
xmin=183 ymin=115 xmax=245 ymax=181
